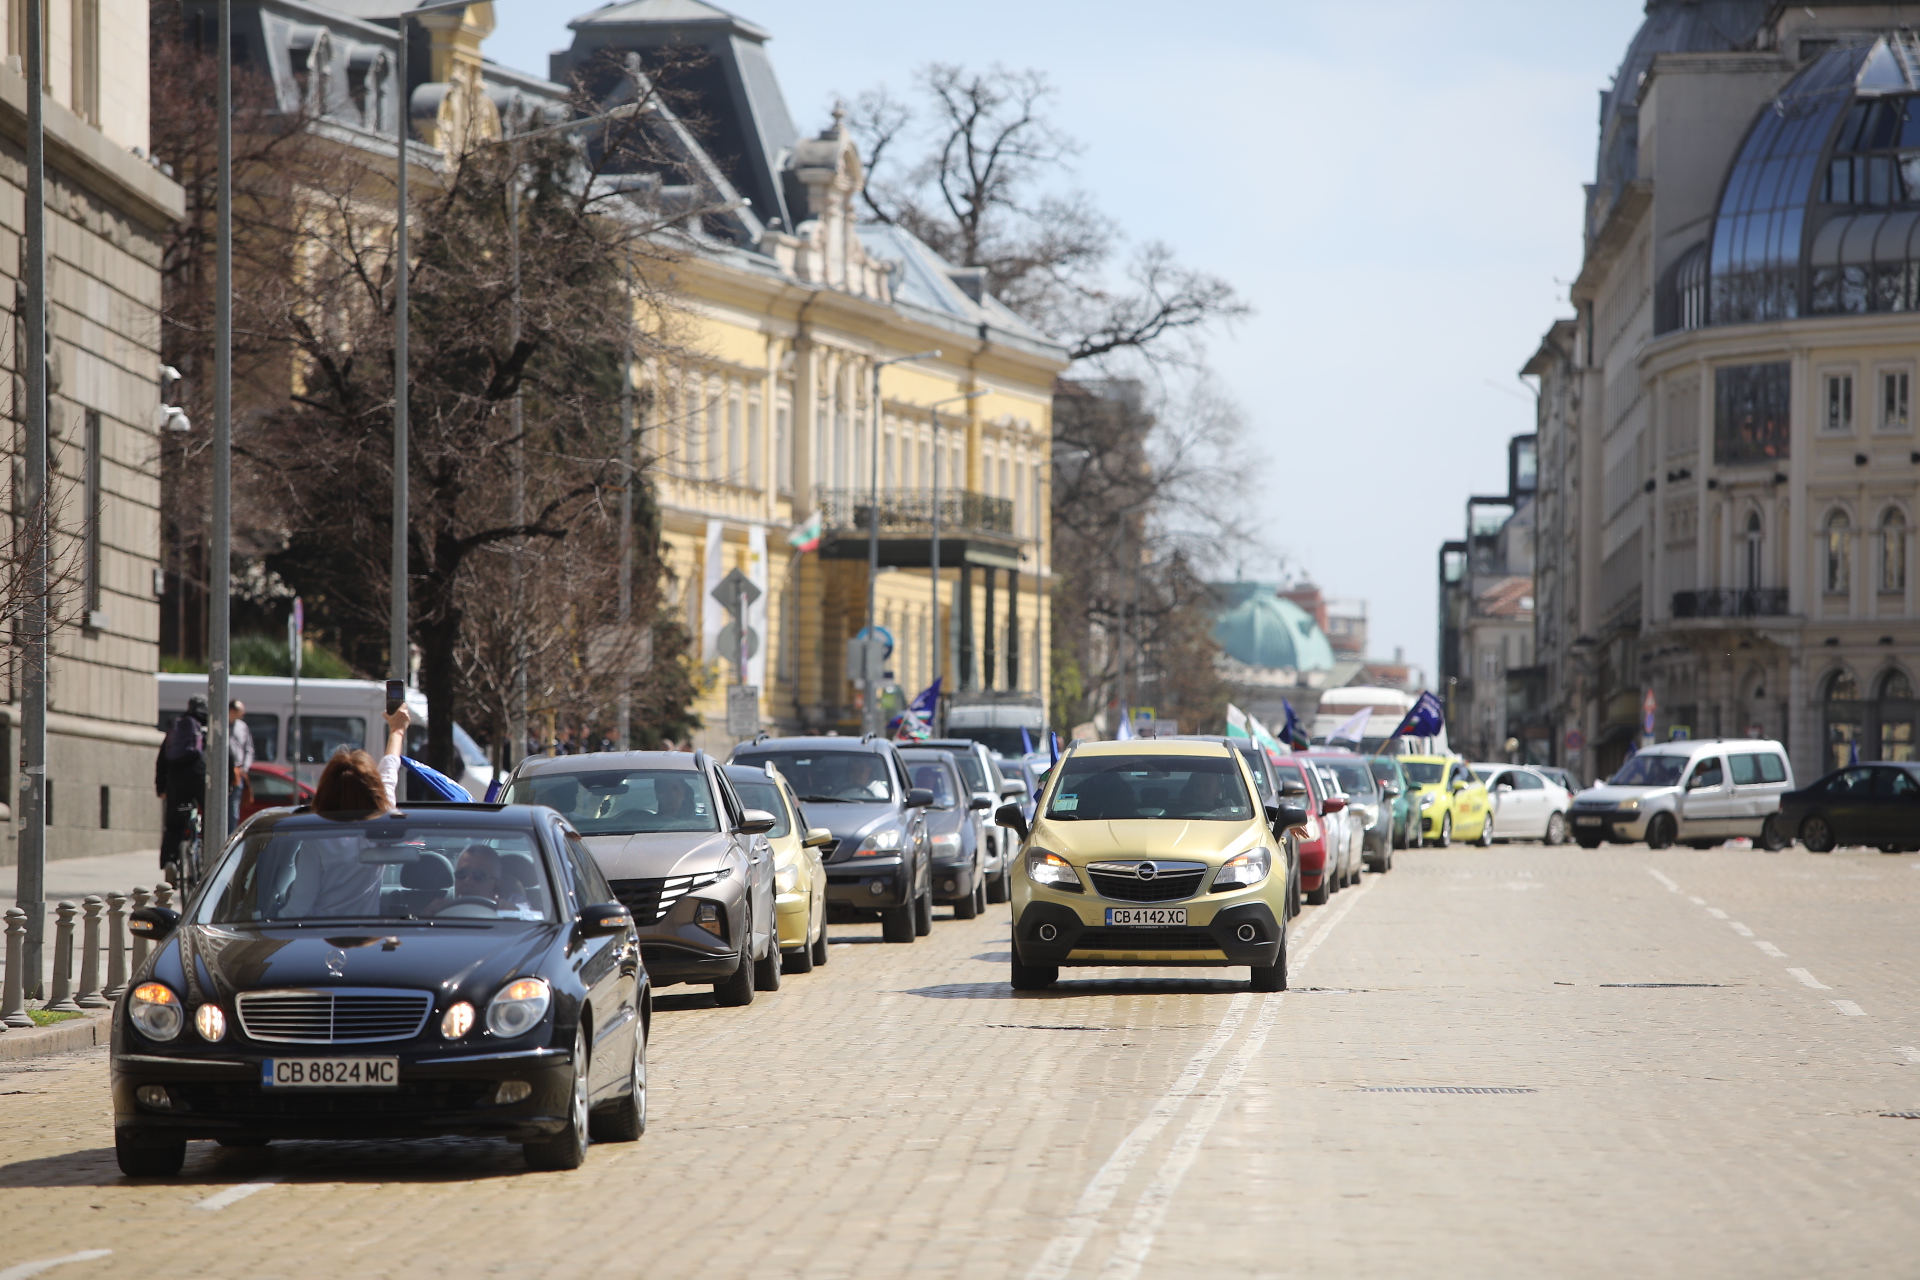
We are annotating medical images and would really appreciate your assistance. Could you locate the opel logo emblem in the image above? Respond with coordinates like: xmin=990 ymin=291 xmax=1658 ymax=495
xmin=1136 ymin=861 xmax=1157 ymax=880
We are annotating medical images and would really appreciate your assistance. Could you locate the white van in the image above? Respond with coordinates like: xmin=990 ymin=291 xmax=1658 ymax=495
xmin=1312 ymin=686 xmax=1449 ymax=756
xmin=156 ymin=674 xmax=494 ymax=800
xmin=1568 ymin=738 xmax=1794 ymax=850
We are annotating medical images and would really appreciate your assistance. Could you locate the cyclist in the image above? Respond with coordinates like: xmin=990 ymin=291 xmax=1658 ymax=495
xmin=154 ymin=695 xmax=209 ymax=886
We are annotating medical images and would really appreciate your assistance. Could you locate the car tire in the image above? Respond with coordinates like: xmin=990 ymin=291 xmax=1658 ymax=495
xmin=986 ymin=865 xmax=1011 ymax=904
xmin=753 ymin=931 xmax=783 ymax=991
xmin=524 ymin=1024 xmax=591 ymax=1171
xmin=1438 ymin=814 xmax=1452 ymax=848
xmin=1306 ymin=874 xmax=1329 ymax=906
xmin=590 ymin=1023 xmax=646 ymax=1142
xmin=782 ymin=934 xmax=815 ymax=974
xmin=881 ymin=903 xmax=916 ymax=943
xmin=951 ymin=875 xmax=981 ymax=919
xmin=713 ymin=953 xmax=756 ymax=1006
xmin=1410 ymin=820 xmax=1424 ymax=849
xmin=913 ymin=884 xmax=934 ymax=936
xmin=1379 ymin=846 xmax=1393 ymax=873
xmin=115 ymin=1129 xmax=186 ymax=1177
xmin=1760 ymin=814 xmax=1790 ymax=852
xmin=1250 ymin=932 xmax=1287 ymax=993
xmin=1645 ymin=813 xmax=1677 ymax=850
xmin=1800 ymin=813 xmax=1837 ymax=854
xmin=1010 ymin=952 xmax=1058 ymax=990
xmin=1475 ymin=815 xmax=1494 ymax=847
xmin=1544 ymin=813 xmax=1568 ymax=847
xmin=811 ymin=920 xmax=831 ymax=966
xmin=1575 ymin=833 xmax=1603 ymax=849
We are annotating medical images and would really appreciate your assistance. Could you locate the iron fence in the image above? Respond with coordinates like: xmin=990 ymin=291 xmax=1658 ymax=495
xmin=815 ymin=488 xmax=1016 ymax=538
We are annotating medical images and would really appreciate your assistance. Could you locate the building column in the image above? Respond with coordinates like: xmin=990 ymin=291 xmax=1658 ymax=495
xmin=959 ymin=561 xmax=974 ymax=690
xmin=983 ymin=567 xmax=997 ymax=690
xmin=1006 ymin=569 xmax=1020 ymax=691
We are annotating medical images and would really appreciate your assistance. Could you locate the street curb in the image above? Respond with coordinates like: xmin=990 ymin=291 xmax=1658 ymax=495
xmin=0 ymin=1007 xmax=114 ymax=1061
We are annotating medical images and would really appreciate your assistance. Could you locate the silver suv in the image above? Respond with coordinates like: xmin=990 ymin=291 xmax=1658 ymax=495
xmin=1570 ymin=739 xmax=1794 ymax=850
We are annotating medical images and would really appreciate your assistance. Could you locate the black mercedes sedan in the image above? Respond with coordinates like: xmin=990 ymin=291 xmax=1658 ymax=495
xmin=1775 ymin=762 xmax=1920 ymax=852
xmin=112 ymin=803 xmax=646 ymax=1176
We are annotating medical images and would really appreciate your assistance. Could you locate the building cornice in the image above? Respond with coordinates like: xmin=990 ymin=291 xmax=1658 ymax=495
xmin=1572 ymin=181 xmax=1653 ymax=306
xmin=0 ymin=65 xmax=185 ymax=230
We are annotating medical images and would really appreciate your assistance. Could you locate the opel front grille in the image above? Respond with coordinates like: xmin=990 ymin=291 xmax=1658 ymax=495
xmin=1085 ymin=860 xmax=1207 ymax=903
xmin=234 ymin=988 xmax=433 ymax=1044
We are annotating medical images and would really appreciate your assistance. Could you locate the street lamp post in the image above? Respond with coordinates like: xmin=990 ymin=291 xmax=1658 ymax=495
xmin=16 ymin=0 xmax=47 ymax=998
xmin=865 ymin=350 xmax=940 ymax=734
xmin=206 ymin=0 xmax=234 ymax=864
xmin=927 ymin=390 xmax=987 ymax=726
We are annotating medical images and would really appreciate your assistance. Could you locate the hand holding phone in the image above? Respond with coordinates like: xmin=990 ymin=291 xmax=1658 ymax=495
xmin=385 ymin=679 xmax=405 ymax=715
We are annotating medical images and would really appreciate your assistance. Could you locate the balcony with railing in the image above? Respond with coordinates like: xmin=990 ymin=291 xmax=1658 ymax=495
xmin=1671 ymin=589 xmax=1789 ymax=619
xmin=813 ymin=488 xmax=1022 ymax=569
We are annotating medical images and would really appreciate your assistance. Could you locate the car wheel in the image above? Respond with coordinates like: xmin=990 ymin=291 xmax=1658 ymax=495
xmin=1410 ymin=819 xmax=1424 ymax=849
xmin=1760 ymin=814 xmax=1790 ymax=852
xmin=115 ymin=1129 xmax=186 ymax=1177
xmin=1800 ymin=813 xmax=1836 ymax=854
xmin=524 ymin=1024 xmax=591 ymax=1171
xmin=1250 ymin=931 xmax=1287 ymax=992
xmin=1305 ymin=873 xmax=1329 ymax=906
xmin=1544 ymin=813 xmax=1567 ymax=847
xmin=951 ymin=874 xmax=981 ymax=919
xmin=782 ymin=933 xmax=815 ymax=974
xmin=1438 ymin=814 xmax=1452 ymax=848
xmin=1010 ymin=952 xmax=1057 ymax=990
xmin=1379 ymin=846 xmax=1393 ymax=873
xmin=1645 ymin=813 xmax=1677 ymax=850
xmin=753 ymin=930 xmax=783 ymax=991
xmin=881 ymin=903 xmax=916 ymax=943
xmin=1575 ymin=833 xmax=1603 ymax=850
xmin=713 ymin=952 xmax=756 ymax=1006
xmin=1475 ymin=814 xmax=1494 ymax=847
xmin=913 ymin=884 xmax=934 ymax=936
xmin=986 ymin=865 xmax=1011 ymax=904
xmin=811 ymin=918 xmax=831 ymax=966
xmin=590 ymin=1022 xmax=646 ymax=1142
xmin=975 ymin=877 xmax=989 ymax=915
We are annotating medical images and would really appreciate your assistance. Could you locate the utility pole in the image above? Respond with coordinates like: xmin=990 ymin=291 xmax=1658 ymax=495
xmin=389 ymin=13 xmax=412 ymax=686
xmin=16 ymin=0 xmax=47 ymax=999
xmin=507 ymin=153 xmax=526 ymax=772
xmin=206 ymin=0 xmax=234 ymax=864
xmin=617 ymin=267 xmax=634 ymax=750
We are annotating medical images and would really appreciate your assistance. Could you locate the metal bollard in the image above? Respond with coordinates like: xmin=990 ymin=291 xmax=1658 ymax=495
xmin=77 ymin=896 xmax=106 ymax=1008
xmin=1 ymin=908 xmax=27 ymax=1028
xmin=105 ymin=893 xmax=128 ymax=998
xmin=48 ymin=901 xmax=81 ymax=1012
xmin=129 ymin=887 xmax=151 ymax=972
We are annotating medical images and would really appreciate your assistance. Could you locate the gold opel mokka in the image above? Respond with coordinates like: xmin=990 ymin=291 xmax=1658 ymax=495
xmin=996 ymin=739 xmax=1301 ymax=991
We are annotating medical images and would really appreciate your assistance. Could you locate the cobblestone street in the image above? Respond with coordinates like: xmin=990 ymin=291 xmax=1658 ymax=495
xmin=2 ymin=844 xmax=1916 ymax=1279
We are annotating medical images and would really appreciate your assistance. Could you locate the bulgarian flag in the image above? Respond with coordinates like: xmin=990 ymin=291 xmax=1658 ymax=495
xmin=788 ymin=510 xmax=823 ymax=553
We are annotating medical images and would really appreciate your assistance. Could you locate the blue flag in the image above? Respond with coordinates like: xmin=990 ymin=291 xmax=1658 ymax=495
xmin=1388 ymin=691 xmax=1445 ymax=741
xmin=401 ymin=755 xmax=472 ymax=802
xmin=1020 ymin=725 xmax=1035 ymax=756
xmin=1280 ymin=699 xmax=1310 ymax=750
xmin=910 ymin=676 xmax=941 ymax=719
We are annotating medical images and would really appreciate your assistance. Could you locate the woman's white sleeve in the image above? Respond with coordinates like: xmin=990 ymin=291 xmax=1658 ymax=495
xmin=379 ymin=754 xmax=402 ymax=806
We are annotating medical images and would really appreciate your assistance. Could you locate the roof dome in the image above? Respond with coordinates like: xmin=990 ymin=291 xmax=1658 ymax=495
xmin=1213 ymin=589 xmax=1335 ymax=673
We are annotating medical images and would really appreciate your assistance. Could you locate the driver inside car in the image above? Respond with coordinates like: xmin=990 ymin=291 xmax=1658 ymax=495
xmin=436 ymin=844 xmax=530 ymax=914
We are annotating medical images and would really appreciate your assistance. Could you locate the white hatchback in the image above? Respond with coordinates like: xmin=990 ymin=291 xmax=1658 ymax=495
xmin=1567 ymin=739 xmax=1794 ymax=850
xmin=1472 ymin=764 xmax=1573 ymax=844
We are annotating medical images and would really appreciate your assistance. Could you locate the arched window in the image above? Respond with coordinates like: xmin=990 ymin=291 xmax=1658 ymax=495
xmin=1879 ymin=668 xmax=1916 ymax=762
xmin=1825 ymin=510 xmax=1852 ymax=595
xmin=1744 ymin=510 xmax=1763 ymax=590
xmin=1880 ymin=508 xmax=1907 ymax=593
xmin=1877 ymin=668 xmax=1913 ymax=699
xmin=1826 ymin=668 xmax=1859 ymax=700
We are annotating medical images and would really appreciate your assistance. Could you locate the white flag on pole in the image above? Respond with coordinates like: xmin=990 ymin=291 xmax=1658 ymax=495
xmin=1329 ymin=707 xmax=1372 ymax=745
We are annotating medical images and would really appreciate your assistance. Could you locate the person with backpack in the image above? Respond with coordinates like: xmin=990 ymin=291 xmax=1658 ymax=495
xmin=154 ymin=695 xmax=209 ymax=884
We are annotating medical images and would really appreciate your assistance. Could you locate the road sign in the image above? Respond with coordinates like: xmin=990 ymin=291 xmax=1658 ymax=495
xmin=726 ymin=685 xmax=760 ymax=737
xmin=844 ymin=636 xmax=888 ymax=684
xmin=716 ymin=620 xmax=760 ymax=662
xmin=1565 ymin=729 xmax=1585 ymax=752
xmin=1642 ymin=688 xmax=1657 ymax=736
xmin=711 ymin=568 xmax=760 ymax=615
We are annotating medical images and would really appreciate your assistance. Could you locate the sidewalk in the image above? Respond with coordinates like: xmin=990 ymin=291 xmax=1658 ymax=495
xmin=1 ymin=848 xmax=166 ymax=1021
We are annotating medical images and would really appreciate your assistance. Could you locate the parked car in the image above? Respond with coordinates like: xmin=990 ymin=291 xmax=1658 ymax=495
xmin=1472 ymin=763 xmax=1573 ymax=844
xmin=921 ymin=738 xmax=1020 ymax=903
xmin=1773 ymin=761 xmax=1920 ymax=852
xmin=900 ymin=748 xmax=990 ymax=918
xmin=730 ymin=736 xmax=935 ymax=943
xmin=111 ymin=802 xmax=646 ymax=1175
xmin=1171 ymin=736 xmax=1300 ymax=916
xmin=1272 ymin=757 xmax=1347 ymax=905
xmin=1569 ymin=739 xmax=1793 ymax=850
xmin=1304 ymin=753 xmax=1393 ymax=872
xmin=1367 ymin=756 xmax=1421 ymax=849
xmin=996 ymin=739 xmax=1305 ymax=992
xmin=1312 ymin=762 xmax=1365 ymax=887
xmin=239 ymin=762 xmax=313 ymax=821
xmin=1400 ymin=756 xmax=1491 ymax=847
xmin=724 ymin=763 xmax=832 ymax=973
xmin=510 ymin=751 xmax=781 ymax=1006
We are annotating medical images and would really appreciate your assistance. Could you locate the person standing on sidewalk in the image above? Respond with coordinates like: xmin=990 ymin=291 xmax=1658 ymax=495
xmin=228 ymin=699 xmax=255 ymax=830
xmin=154 ymin=696 xmax=209 ymax=882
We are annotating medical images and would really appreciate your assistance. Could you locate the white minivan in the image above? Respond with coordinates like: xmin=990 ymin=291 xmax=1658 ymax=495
xmin=157 ymin=674 xmax=494 ymax=800
xmin=1568 ymin=738 xmax=1794 ymax=850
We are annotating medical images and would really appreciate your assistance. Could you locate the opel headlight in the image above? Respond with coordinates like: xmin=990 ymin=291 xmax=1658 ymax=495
xmin=855 ymin=828 xmax=903 ymax=855
xmin=130 ymin=982 xmax=183 ymax=1041
xmin=485 ymin=977 xmax=552 ymax=1038
xmin=1026 ymin=848 xmax=1082 ymax=892
xmin=775 ymin=862 xmax=800 ymax=895
xmin=1212 ymin=846 xmax=1271 ymax=890
xmin=1616 ymin=798 xmax=1640 ymax=812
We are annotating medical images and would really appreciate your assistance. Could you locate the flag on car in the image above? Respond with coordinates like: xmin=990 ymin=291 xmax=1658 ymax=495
xmin=1225 ymin=703 xmax=1253 ymax=740
xmin=889 ymin=677 xmax=939 ymax=740
xmin=1280 ymin=699 xmax=1311 ymax=750
xmin=1116 ymin=707 xmax=1135 ymax=741
xmin=787 ymin=509 xmax=823 ymax=552
xmin=1329 ymin=707 xmax=1372 ymax=745
xmin=401 ymin=755 xmax=471 ymax=802
xmin=1387 ymin=690 xmax=1445 ymax=742
xmin=1020 ymin=725 xmax=1035 ymax=755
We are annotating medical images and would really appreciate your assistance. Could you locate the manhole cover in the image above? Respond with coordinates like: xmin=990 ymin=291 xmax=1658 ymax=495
xmin=1599 ymin=983 xmax=1725 ymax=988
xmin=1882 ymin=1111 xmax=1920 ymax=1119
xmin=1355 ymin=1086 xmax=1537 ymax=1094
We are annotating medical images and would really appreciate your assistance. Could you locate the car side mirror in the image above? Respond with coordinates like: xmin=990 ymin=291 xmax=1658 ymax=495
xmin=906 ymin=787 xmax=936 ymax=808
xmin=736 ymin=807 xmax=777 ymax=835
xmin=1263 ymin=802 xmax=1281 ymax=827
xmin=1322 ymin=796 xmax=1347 ymax=814
xmin=578 ymin=902 xmax=633 ymax=937
xmin=129 ymin=906 xmax=180 ymax=941
xmin=1379 ymin=783 xmax=1400 ymax=798
xmin=1496 ymin=783 xmax=1514 ymax=793
xmin=1275 ymin=802 xmax=1310 ymax=833
xmin=970 ymin=792 xmax=994 ymax=810
xmin=803 ymin=826 xmax=834 ymax=848
xmin=1451 ymin=781 xmax=1466 ymax=793
xmin=994 ymin=801 xmax=1029 ymax=842
xmin=999 ymin=779 xmax=1025 ymax=798
xmin=1279 ymin=782 xmax=1308 ymax=798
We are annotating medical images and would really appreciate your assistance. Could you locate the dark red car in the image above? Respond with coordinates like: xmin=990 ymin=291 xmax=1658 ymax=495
xmin=1271 ymin=759 xmax=1349 ymax=906
xmin=239 ymin=762 xmax=313 ymax=821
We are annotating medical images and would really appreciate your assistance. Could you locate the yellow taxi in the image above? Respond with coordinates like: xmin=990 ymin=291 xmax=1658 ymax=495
xmin=995 ymin=739 xmax=1301 ymax=991
xmin=724 ymin=764 xmax=831 ymax=972
xmin=1396 ymin=755 xmax=1492 ymax=847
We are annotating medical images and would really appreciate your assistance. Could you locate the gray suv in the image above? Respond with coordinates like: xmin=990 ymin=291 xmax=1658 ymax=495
xmin=731 ymin=736 xmax=935 ymax=943
xmin=509 ymin=751 xmax=780 ymax=1007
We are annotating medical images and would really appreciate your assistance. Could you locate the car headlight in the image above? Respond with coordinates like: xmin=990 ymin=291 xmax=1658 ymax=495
xmin=485 ymin=977 xmax=552 ymax=1038
xmin=129 ymin=982 xmax=183 ymax=1041
xmin=1418 ymin=793 xmax=1436 ymax=810
xmin=1026 ymin=847 xmax=1083 ymax=892
xmin=855 ymin=827 xmax=903 ymax=855
xmin=1212 ymin=846 xmax=1270 ymax=890
xmin=931 ymin=832 xmax=962 ymax=854
xmin=1616 ymin=799 xmax=1640 ymax=812
xmin=441 ymin=1001 xmax=476 ymax=1039
xmin=193 ymin=1003 xmax=226 ymax=1042
xmin=775 ymin=862 xmax=800 ymax=895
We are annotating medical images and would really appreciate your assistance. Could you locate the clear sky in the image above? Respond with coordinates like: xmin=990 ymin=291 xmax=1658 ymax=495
xmin=485 ymin=0 xmax=1647 ymax=683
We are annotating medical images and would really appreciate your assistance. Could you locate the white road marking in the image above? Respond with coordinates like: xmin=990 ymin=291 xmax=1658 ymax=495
xmin=0 ymin=1252 xmax=112 ymax=1280
xmin=1646 ymin=868 xmax=1680 ymax=892
xmin=1688 ymin=896 xmax=1706 ymax=905
xmin=1754 ymin=941 xmax=1787 ymax=958
xmin=193 ymin=1179 xmax=278 ymax=1212
xmin=1705 ymin=907 xmax=1728 ymax=919
xmin=1729 ymin=922 xmax=1754 ymax=937
xmin=1832 ymin=1000 xmax=1867 ymax=1017
xmin=1786 ymin=968 xmax=1828 ymax=989
xmin=1898 ymin=1046 xmax=1920 ymax=1063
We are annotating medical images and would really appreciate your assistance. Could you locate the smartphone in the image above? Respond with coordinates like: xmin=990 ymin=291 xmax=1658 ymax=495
xmin=385 ymin=679 xmax=405 ymax=715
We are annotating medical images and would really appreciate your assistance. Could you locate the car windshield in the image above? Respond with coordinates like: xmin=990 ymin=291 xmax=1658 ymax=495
xmin=927 ymin=746 xmax=990 ymax=793
xmin=727 ymin=776 xmax=792 ymax=837
xmin=1367 ymin=759 xmax=1397 ymax=784
xmin=1400 ymin=762 xmax=1446 ymax=785
xmin=1236 ymin=750 xmax=1275 ymax=801
xmin=1046 ymin=754 xmax=1253 ymax=822
xmin=1321 ymin=761 xmax=1377 ymax=797
xmin=944 ymin=727 xmax=1031 ymax=757
xmin=734 ymin=751 xmax=894 ymax=803
xmin=904 ymin=761 xmax=960 ymax=807
xmin=1609 ymin=755 xmax=1687 ymax=787
xmin=508 ymin=769 xmax=719 ymax=835
xmin=197 ymin=822 xmax=555 ymax=923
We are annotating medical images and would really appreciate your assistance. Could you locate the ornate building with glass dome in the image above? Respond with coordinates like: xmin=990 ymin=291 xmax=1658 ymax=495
xmin=1528 ymin=1 xmax=1920 ymax=786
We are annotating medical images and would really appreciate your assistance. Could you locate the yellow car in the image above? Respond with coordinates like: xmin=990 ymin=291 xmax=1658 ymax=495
xmin=995 ymin=739 xmax=1301 ymax=992
xmin=725 ymin=764 xmax=831 ymax=973
xmin=1396 ymin=755 xmax=1493 ymax=847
